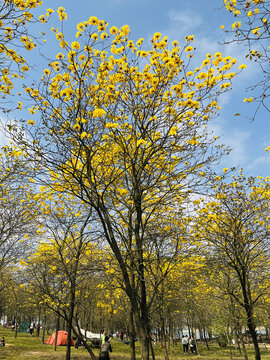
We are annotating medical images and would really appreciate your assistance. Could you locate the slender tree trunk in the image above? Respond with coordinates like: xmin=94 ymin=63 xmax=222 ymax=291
xmin=203 ymin=328 xmax=209 ymax=350
xmin=54 ymin=313 xmax=60 ymax=352
xmin=265 ymin=327 xmax=268 ymax=340
xmin=169 ymin=321 xmax=174 ymax=348
xmin=15 ymin=316 xmax=18 ymax=339
xmin=129 ymin=307 xmax=136 ymax=360
xmin=42 ymin=314 xmax=47 ymax=344
xmin=132 ymin=255 xmax=151 ymax=359
xmin=236 ymin=331 xmax=242 ymax=354
xmin=72 ymin=323 xmax=97 ymax=360
xmin=160 ymin=317 xmax=169 ymax=360
xmin=240 ymin=333 xmax=249 ymax=360
xmin=199 ymin=327 xmax=203 ymax=342
xmin=66 ymin=287 xmax=76 ymax=360
xmin=192 ymin=329 xmax=199 ymax=355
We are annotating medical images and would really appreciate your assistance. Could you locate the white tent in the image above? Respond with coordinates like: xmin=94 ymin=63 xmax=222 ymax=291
xmin=79 ymin=328 xmax=101 ymax=340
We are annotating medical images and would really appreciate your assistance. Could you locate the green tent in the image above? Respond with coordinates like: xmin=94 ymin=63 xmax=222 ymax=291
xmin=18 ymin=322 xmax=29 ymax=333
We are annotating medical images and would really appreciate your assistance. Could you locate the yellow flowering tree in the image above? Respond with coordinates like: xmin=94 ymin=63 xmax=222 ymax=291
xmin=0 ymin=144 xmax=39 ymax=275
xmin=0 ymin=0 xmax=50 ymax=101
xmin=11 ymin=15 xmax=242 ymax=360
xmin=222 ymin=0 xmax=270 ymax=116
xmin=210 ymin=269 xmax=250 ymax=357
xmin=25 ymin=190 xmax=99 ymax=360
xmin=0 ymin=270 xmax=32 ymax=338
xmin=194 ymin=172 xmax=270 ymax=360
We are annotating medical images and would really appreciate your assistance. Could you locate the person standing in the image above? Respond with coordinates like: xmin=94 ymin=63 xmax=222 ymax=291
xmin=101 ymin=330 xmax=107 ymax=345
xmin=189 ymin=337 xmax=197 ymax=354
xmin=182 ymin=335 xmax=188 ymax=354
xmin=36 ymin=323 xmax=41 ymax=337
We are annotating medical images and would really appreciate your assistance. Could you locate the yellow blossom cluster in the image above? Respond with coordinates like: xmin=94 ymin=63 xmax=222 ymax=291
xmin=0 ymin=0 xmax=45 ymax=97
xmin=22 ymin=17 xmax=241 ymax=214
xmin=223 ymin=0 xmax=268 ymax=39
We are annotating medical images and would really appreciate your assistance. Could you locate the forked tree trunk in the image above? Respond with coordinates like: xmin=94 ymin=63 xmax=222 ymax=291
xmin=73 ymin=317 xmax=97 ymax=360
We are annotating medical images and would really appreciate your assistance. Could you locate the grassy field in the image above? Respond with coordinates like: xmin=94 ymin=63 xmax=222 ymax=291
xmin=0 ymin=328 xmax=269 ymax=360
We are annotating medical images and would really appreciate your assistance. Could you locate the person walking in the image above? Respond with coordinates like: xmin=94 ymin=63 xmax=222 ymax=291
xmin=29 ymin=322 xmax=34 ymax=336
xmin=98 ymin=336 xmax=112 ymax=360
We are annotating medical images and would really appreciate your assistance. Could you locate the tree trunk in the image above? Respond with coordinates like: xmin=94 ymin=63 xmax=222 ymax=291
xmin=245 ymin=305 xmax=260 ymax=360
xmin=72 ymin=323 xmax=97 ymax=360
xmin=42 ymin=314 xmax=47 ymax=344
xmin=129 ymin=307 xmax=136 ymax=360
xmin=203 ymin=328 xmax=209 ymax=350
xmin=236 ymin=331 xmax=242 ymax=354
xmin=265 ymin=327 xmax=269 ymax=340
xmin=199 ymin=327 xmax=203 ymax=342
xmin=160 ymin=317 xmax=169 ymax=360
xmin=134 ymin=314 xmax=150 ymax=360
xmin=240 ymin=333 xmax=249 ymax=360
xmin=54 ymin=314 xmax=60 ymax=352
xmin=66 ymin=287 xmax=76 ymax=360
xmin=192 ymin=329 xmax=199 ymax=355
xmin=15 ymin=316 xmax=18 ymax=339
xmin=239 ymin=272 xmax=260 ymax=360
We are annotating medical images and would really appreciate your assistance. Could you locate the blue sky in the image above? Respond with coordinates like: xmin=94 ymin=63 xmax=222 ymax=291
xmin=8 ymin=0 xmax=270 ymax=177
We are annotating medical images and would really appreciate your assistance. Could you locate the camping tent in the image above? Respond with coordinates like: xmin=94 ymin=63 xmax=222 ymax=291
xmin=45 ymin=331 xmax=75 ymax=346
xmin=18 ymin=322 xmax=30 ymax=333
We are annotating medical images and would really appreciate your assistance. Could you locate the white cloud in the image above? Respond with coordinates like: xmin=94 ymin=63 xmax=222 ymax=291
xmin=208 ymin=120 xmax=251 ymax=168
xmin=165 ymin=8 xmax=259 ymax=90
xmin=146 ymin=7 xmax=267 ymax=176
xmin=168 ymin=10 xmax=203 ymax=31
xmin=246 ymin=154 xmax=270 ymax=175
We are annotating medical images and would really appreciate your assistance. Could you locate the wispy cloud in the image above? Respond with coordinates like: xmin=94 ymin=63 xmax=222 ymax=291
xmin=168 ymin=10 xmax=203 ymax=31
xmin=208 ymin=120 xmax=251 ymax=169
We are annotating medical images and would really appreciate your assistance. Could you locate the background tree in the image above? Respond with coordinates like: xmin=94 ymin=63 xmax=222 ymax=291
xmin=194 ymin=172 xmax=270 ymax=360
xmin=0 ymin=145 xmax=38 ymax=277
xmin=26 ymin=190 xmax=99 ymax=360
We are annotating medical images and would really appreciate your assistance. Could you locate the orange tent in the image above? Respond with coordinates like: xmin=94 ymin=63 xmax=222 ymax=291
xmin=45 ymin=330 xmax=75 ymax=346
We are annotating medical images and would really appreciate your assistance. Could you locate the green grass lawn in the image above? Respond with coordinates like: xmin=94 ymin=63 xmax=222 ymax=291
xmin=0 ymin=328 xmax=269 ymax=360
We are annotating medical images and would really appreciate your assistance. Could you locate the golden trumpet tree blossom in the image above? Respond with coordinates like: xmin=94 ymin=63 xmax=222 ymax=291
xmin=0 ymin=0 xmax=49 ymax=101
xmin=222 ymin=0 xmax=270 ymax=116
